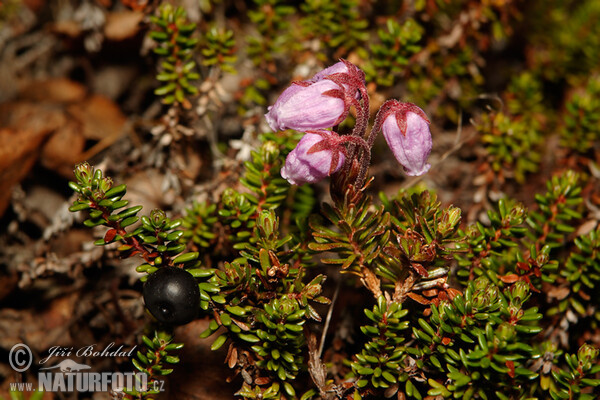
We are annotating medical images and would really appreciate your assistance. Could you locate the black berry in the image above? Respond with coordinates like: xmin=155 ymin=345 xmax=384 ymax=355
xmin=143 ymin=267 xmax=200 ymax=326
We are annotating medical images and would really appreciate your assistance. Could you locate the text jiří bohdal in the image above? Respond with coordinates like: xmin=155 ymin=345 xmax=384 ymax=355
xmin=39 ymin=342 xmax=137 ymax=365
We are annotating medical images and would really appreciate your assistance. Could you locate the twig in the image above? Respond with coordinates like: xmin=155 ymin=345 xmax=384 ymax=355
xmin=318 ymin=277 xmax=341 ymax=358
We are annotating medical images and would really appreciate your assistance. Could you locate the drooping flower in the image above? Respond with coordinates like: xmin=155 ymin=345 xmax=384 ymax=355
xmin=265 ymin=79 xmax=347 ymax=132
xmin=265 ymin=60 xmax=367 ymax=132
xmin=281 ymin=131 xmax=346 ymax=186
xmin=378 ymin=101 xmax=432 ymax=176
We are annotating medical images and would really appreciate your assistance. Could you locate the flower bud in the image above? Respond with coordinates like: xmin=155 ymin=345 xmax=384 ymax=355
xmin=577 ymin=344 xmax=599 ymax=371
xmin=281 ymin=132 xmax=345 ymax=186
xmin=260 ymin=140 xmax=280 ymax=165
xmin=437 ymin=206 xmax=461 ymax=237
xmin=265 ymin=80 xmax=346 ymax=132
xmin=381 ymin=103 xmax=432 ymax=176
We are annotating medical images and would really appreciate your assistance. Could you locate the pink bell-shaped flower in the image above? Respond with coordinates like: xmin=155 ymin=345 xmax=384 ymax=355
xmin=379 ymin=101 xmax=432 ymax=176
xmin=265 ymin=60 xmax=366 ymax=132
xmin=265 ymin=80 xmax=346 ymax=132
xmin=281 ymin=131 xmax=346 ymax=186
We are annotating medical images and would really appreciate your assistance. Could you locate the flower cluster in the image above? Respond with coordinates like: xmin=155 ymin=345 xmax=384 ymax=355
xmin=265 ymin=60 xmax=433 ymax=186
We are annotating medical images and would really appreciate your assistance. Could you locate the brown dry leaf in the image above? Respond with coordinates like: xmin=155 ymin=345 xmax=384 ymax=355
xmin=69 ymin=94 xmax=126 ymax=141
xmin=579 ymin=290 xmax=591 ymax=301
xmin=104 ymin=11 xmax=144 ymax=41
xmin=226 ymin=344 xmax=238 ymax=368
xmin=51 ymin=229 xmax=94 ymax=258
xmin=0 ymin=101 xmax=66 ymax=132
xmin=41 ymin=292 xmax=78 ymax=330
xmin=499 ymin=273 xmax=520 ymax=284
xmin=125 ymin=170 xmax=170 ymax=212
xmin=19 ymin=78 xmax=87 ymax=103
xmin=0 ymin=296 xmax=75 ymax=355
xmin=446 ymin=288 xmax=462 ymax=300
xmin=254 ymin=377 xmax=271 ymax=385
xmin=0 ymin=103 xmax=66 ymax=216
xmin=50 ymin=19 xmax=83 ymax=38
xmin=383 ymin=384 xmax=399 ymax=398
xmin=422 ymin=289 xmax=439 ymax=298
xmin=21 ymin=185 xmax=69 ymax=229
xmin=547 ymin=286 xmax=570 ymax=301
xmin=411 ymin=262 xmax=430 ymax=277
xmin=176 ymin=143 xmax=204 ymax=182
xmin=407 ymin=292 xmax=431 ymax=305
xmin=575 ymin=219 xmax=598 ymax=237
xmin=41 ymin=119 xmax=86 ymax=177
xmin=18 ymin=80 xmax=127 ymax=171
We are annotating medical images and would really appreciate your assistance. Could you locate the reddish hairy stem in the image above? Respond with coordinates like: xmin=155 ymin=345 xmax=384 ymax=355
xmin=94 ymin=203 xmax=167 ymax=266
